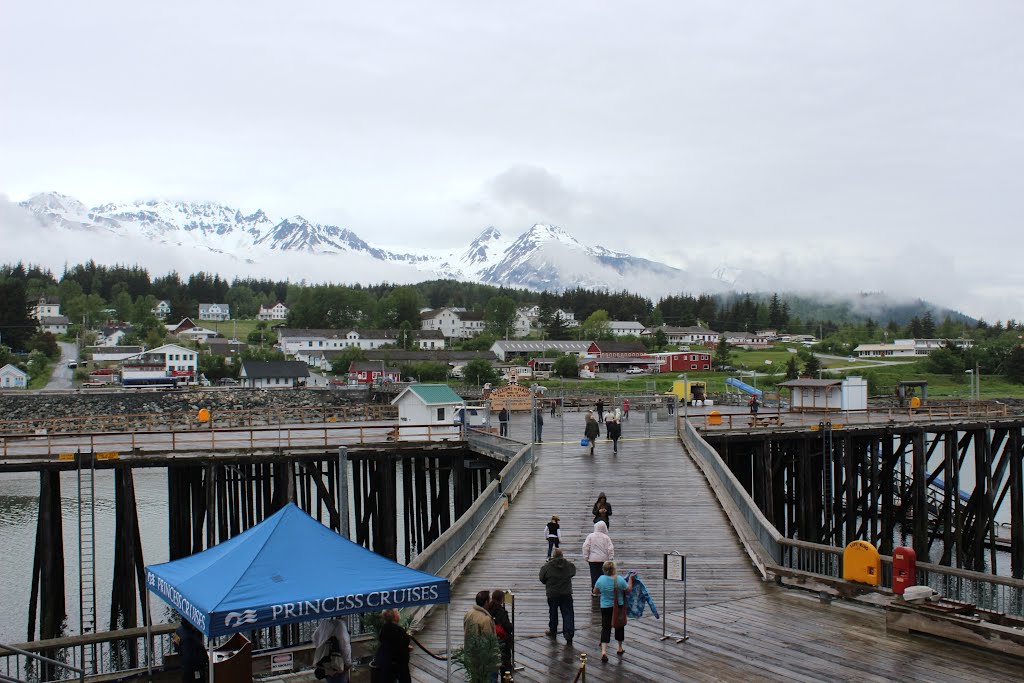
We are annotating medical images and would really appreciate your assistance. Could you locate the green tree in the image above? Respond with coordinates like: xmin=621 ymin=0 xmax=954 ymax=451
xmin=0 ymin=279 xmax=37 ymax=351
xmin=713 ymin=335 xmax=732 ymax=370
xmin=247 ymin=321 xmax=270 ymax=346
xmin=484 ymin=296 xmax=518 ymax=338
xmin=462 ymin=358 xmax=498 ymax=385
xmin=784 ymin=355 xmax=800 ymax=380
xmin=921 ymin=311 xmax=936 ymax=338
xmin=553 ymin=355 xmax=579 ymax=378
xmin=802 ymin=354 xmax=822 ymax=377
xmin=582 ymin=309 xmax=613 ymax=340
xmin=654 ymin=329 xmax=668 ymax=350
xmin=381 ymin=287 xmax=423 ymax=328
xmin=1005 ymin=345 xmax=1024 ymax=384
xmin=398 ymin=320 xmax=414 ymax=350
xmin=29 ymin=331 xmax=60 ymax=359
xmin=545 ymin=312 xmax=570 ymax=340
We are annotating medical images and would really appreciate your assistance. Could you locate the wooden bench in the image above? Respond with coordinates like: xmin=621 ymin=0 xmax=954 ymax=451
xmin=750 ymin=415 xmax=784 ymax=428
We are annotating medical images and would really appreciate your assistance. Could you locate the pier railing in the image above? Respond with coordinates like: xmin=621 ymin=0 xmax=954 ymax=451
xmin=698 ymin=402 xmax=1012 ymax=432
xmin=0 ymin=422 xmax=464 ymax=459
xmin=0 ymin=403 xmax=399 ymax=437
xmin=681 ymin=418 xmax=1024 ymax=617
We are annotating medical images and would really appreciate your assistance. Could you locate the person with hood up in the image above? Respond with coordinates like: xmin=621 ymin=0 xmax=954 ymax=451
xmin=312 ymin=617 xmax=352 ymax=683
xmin=582 ymin=520 xmax=614 ymax=590
xmin=539 ymin=548 xmax=577 ymax=645
xmin=606 ymin=410 xmax=622 ymax=454
xmin=498 ymin=405 xmax=510 ymax=437
xmin=370 ymin=608 xmax=411 ymax=683
xmin=487 ymin=589 xmax=514 ymax=676
xmin=583 ymin=412 xmax=600 ymax=455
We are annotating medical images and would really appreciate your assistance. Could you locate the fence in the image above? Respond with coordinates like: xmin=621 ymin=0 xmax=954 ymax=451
xmin=681 ymin=418 xmax=1024 ymax=617
xmin=698 ymin=403 xmax=1012 ymax=431
xmin=0 ymin=422 xmax=463 ymax=459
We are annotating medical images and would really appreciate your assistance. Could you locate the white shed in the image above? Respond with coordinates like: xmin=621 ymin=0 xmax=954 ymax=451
xmin=391 ymin=384 xmax=465 ymax=440
xmin=840 ymin=376 xmax=869 ymax=411
xmin=778 ymin=379 xmax=843 ymax=412
xmin=0 ymin=364 xmax=29 ymax=389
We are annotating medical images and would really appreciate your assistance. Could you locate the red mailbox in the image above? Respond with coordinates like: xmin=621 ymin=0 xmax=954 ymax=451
xmin=892 ymin=546 xmax=917 ymax=595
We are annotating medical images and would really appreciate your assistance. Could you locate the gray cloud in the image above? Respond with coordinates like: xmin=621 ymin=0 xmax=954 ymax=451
xmin=1 ymin=1 xmax=1023 ymax=320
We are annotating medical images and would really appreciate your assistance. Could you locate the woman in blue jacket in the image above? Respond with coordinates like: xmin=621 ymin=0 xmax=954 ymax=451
xmin=592 ymin=561 xmax=633 ymax=662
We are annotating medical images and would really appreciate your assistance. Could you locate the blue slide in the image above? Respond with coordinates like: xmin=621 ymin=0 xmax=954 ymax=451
xmin=726 ymin=376 xmax=762 ymax=398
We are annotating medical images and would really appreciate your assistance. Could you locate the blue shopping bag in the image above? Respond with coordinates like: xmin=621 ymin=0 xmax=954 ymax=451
xmin=581 ymin=437 xmax=589 ymax=447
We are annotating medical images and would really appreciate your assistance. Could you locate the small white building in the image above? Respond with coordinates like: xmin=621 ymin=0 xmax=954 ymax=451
xmin=31 ymin=295 xmax=61 ymax=320
xmin=88 ymin=345 xmax=144 ymax=363
xmin=642 ymin=325 xmax=720 ymax=346
xmin=419 ymin=308 xmax=487 ymax=339
xmin=258 ymin=302 xmax=289 ymax=320
xmin=152 ymin=300 xmax=172 ymax=320
xmin=391 ymin=384 xmax=465 ymax=440
xmin=0 ymin=364 xmax=29 ymax=389
xmin=609 ymin=321 xmax=647 ymax=337
xmin=198 ymin=303 xmax=231 ymax=321
xmin=239 ymin=360 xmax=310 ymax=388
xmin=121 ymin=344 xmax=199 ymax=382
xmin=278 ymin=328 xmax=445 ymax=356
xmin=779 ymin=377 xmax=868 ymax=412
xmin=39 ymin=316 xmax=70 ymax=335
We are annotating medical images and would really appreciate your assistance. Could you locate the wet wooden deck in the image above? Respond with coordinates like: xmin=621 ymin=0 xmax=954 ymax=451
xmin=408 ymin=412 xmax=1023 ymax=681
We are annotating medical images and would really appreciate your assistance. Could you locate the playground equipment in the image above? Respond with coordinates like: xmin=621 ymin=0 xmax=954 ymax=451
xmin=725 ymin=376 xmax=763 ymax=398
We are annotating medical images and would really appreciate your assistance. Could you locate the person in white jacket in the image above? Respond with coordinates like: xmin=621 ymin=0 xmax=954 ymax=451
xmin=582 ymin=521 xmax=614 ymax=590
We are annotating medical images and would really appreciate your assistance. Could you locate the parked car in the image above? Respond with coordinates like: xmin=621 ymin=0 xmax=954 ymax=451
xmin=217 ymin=377 xmax=239 ymax=386
xmin=626 ymin=367 xmax=645 ymax=375
xmin=67 ymin=361 xmax=77 ymax=369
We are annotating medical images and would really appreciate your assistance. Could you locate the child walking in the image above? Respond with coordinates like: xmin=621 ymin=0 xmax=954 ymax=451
xmin=546 ymin=515 xmax=561 ymax=558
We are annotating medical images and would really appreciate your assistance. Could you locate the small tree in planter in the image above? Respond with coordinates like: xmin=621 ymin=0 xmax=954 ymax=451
xmin=451 ymin=632 xmax=501 ymax=682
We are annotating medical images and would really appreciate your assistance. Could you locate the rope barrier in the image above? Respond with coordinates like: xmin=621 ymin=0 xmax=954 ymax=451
xmin=409 ymin=633 xmax=447 ymax=661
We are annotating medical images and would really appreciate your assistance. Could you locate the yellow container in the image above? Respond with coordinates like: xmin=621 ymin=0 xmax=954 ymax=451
xmin=843 ymin=540 xmax=881 ymax=586
xmin=707 ymin=411 xmax=722 ymax=426
xmin=197 ymin=408 xmax=211 ymax=423
xmin=668 ymin=380 xmax=708 ymax=402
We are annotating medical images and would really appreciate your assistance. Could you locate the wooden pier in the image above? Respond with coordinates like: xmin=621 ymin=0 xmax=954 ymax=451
xmin=408 ymin=413 xmax=1023 ymax=681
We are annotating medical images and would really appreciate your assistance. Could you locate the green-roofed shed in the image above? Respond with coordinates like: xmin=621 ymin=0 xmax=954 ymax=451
xmin=391 ymin=384 xmax=466 ymax=439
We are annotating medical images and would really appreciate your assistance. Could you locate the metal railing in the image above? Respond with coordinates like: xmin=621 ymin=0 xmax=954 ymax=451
xmin=0 ymin=403 xmax=399 ymax=437
xmin=410 ymin=441 xmax=533 ymax=578
xmin=698 ymin=403 xmax=1013 ymax=431
xmin=0 ymin=422 xmax=464 ymax=459
xmin=466 ymin=428 xmax=523 ymax=460
xmin=682 ymin=418 xmax=1024 ymax=617
xmin=680 ymin=420 xmax=782 ymax=571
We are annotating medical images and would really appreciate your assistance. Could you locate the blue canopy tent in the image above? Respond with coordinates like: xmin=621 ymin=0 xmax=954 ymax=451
xmin=144 ymin=503 xmax=451 ymax=680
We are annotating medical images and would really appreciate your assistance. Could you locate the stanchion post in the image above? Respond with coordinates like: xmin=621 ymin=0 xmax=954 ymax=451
xmin=660 ymin=551 xmax=689 ymax=643
xmin=507 ymin=589 xmax=524 ymax=672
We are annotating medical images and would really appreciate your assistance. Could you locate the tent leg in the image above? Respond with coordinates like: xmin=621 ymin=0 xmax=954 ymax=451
xmin=208 ymin=639 xmax=214 ymax=683
xmin=145 ymin=599 xmax=152 ymax=679
xmin=445 ymin=603 xmax=451 ymax=682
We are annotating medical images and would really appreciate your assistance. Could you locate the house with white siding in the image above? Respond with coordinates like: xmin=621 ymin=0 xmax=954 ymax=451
xmin=278 ymin=328 xmax=445 ymax=357
xmin=257 ymin=303 xmax=289 ymax=320
xmin=198 ymin=303 xmax=231 ymax=321
xmin=0 ymin=364 xmax=28 ymax=389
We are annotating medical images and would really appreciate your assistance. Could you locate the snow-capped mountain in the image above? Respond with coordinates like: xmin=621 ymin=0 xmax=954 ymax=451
xmin=13 ymin=192 xmax=697 ymax=295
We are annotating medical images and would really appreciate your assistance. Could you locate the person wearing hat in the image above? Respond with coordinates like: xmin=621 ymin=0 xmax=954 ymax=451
xmin=545 ymin=514 xmax=562 ymax=558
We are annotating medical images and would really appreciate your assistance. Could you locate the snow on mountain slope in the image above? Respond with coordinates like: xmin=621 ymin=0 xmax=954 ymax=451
xmin=12 ymin=193 xmax=692 ymax=296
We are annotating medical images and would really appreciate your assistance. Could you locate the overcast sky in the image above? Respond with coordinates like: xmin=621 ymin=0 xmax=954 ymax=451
xmin=2 ymin=2 xmax=1023 ymax=320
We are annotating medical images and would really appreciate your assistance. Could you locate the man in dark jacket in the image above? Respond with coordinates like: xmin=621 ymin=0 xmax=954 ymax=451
xmin=539 ymin=548 xmax=576 ymax=645
xmin=498 ymin=407 xmax=510 ymax=437
xmin=174 ymin=620 xmax=208 ymax=682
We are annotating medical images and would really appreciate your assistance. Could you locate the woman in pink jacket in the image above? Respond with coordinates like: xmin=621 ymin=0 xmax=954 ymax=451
xmin=582 ymin=521 xmax=614 ymax=590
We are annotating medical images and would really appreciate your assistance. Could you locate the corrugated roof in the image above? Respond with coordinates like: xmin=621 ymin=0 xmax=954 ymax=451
xmin=777 ymin=379 xmax=842 ymax=388
xmin=240 ymin=360 xmax=310 ymax=379
xmin=402 ymin=384 xmax=464 ymax=405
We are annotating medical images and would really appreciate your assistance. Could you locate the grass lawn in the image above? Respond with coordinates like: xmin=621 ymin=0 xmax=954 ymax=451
xmin=28 ymin=361 xmax=55 ymax=389
xmin=203 ymin=318 xmax=266 ymax=341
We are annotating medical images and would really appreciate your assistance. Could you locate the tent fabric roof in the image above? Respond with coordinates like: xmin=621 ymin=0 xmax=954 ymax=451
xmin=146 ymin=503 xmax=449 ymax=637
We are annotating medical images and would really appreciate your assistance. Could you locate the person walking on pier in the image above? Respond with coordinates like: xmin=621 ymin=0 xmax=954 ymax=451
xmin=534 ymin=407 xmax=544 ymax=443
xmin=606 ymin=411 xmax=622 ymax=454
xmin=498 ymin=406 xmax=510 ymax=438
xmin=545 ymin=515 xmax=561 ymax=558
xmin=592 ymin=492 xmax=612 ymax=528
xmin=313 ymin=617 xmax=352 ymax=683
xmin=596 ymin=398 xmax=605 ymax=426
xmin=540 ymin=548 xmax=577 ymax=646
xmin=582 ymin=520 xmax=614 ymax=590
xmin=622 ymin=398 xmax=629 ymax=420
xmin=749 ymin=394 xmax=760 ymax=416
xmin=593 ymin=561 xmax=634 ymax=662
xmin=584 ymin=412 xmax=600 ymax=455
xmin=173 ymin=619 xmax=208 ymax=683
xmin=371 ymin=608 xmax=411 ymax=683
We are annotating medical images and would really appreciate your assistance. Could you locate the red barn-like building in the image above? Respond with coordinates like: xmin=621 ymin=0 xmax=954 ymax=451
xmin=651 ymin=351 xmax=712 ymax=372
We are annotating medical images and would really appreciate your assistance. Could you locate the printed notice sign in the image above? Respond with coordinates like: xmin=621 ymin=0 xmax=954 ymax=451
xmin=664 ymin=553 xmax=685 ymax=581
xmin=270 ymin=653 xmax=293 ymax=673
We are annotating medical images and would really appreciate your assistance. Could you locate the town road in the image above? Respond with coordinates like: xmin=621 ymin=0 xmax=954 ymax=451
xmin=44 ymin=341 xmax=79 ymax=390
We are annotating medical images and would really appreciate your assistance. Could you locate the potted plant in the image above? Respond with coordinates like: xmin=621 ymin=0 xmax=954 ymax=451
xmin=450 ymin=632 xmax=501 ymax=682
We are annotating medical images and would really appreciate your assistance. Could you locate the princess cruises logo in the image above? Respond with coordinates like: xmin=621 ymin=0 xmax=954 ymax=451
xmin=224 ymin=610 xmax=258 ymax=628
